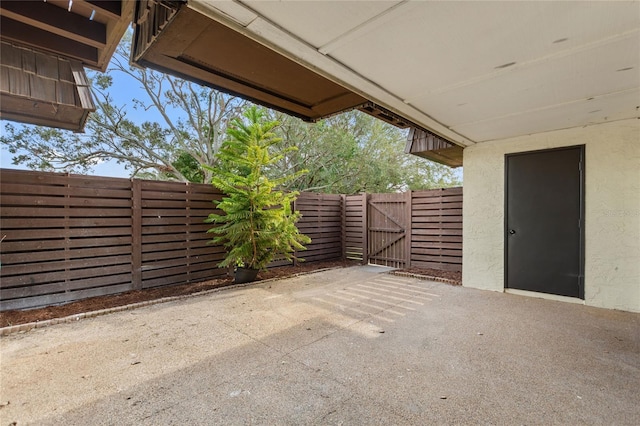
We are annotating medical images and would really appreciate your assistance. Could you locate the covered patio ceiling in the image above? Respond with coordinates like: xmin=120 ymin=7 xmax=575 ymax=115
xmin=134 ymin=0 xmax=639 ymax=152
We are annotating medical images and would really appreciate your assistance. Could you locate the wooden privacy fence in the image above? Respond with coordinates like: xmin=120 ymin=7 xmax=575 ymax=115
xmin=344 ymin=188 xmax=463 ymax=271
xmin=0 ymin=169 xmax=462 ymax=311
xmin=409 ymin=187 xmax=463 ymax=270
xmin=294 ymin=193 xmax=343 ymax=263
xmin=344 ymin=194 xmax=367 ymax=261
xmin=0 ymin=170 xmax=343 ymax=310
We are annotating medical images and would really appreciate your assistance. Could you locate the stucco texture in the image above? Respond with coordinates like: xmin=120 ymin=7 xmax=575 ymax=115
xmin=462 ymin=119 xmax=640 ymax=312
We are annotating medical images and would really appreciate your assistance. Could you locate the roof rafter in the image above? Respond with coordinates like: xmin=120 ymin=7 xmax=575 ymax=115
xmin=0 ymin=1 xmax=107 ymax=49
xmin=82 ymin=0 xmax=122 ymax=20
xmin=0 ymin=17 xmax=99 ymax=67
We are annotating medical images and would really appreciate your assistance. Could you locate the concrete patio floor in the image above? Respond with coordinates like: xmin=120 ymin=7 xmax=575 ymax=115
xmin=1 ymin=265 xmax=638 ymax=425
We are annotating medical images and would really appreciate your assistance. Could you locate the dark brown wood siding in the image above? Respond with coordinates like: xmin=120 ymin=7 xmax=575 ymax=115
xmin=0 ymin=42 xmax=95 ymax=131
xmin=406 ymin=128 xmax=464 ymax=168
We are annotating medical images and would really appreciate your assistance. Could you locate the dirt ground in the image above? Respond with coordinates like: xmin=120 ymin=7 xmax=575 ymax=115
xmin=395 ymin=267 xmax=461 ymax=283
xmin=0 ymin=261 xmax=459 ymax=327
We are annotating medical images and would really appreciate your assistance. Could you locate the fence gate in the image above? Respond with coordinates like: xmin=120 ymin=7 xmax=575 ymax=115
xmin=367 ymin=193 xmax=409 ymax=268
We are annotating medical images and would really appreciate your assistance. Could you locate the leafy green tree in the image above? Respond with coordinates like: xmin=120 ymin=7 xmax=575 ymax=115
xmin=170 ymin=152 xmax=205 ymax=183
xmin=136 ymin=151 xmax=205 ymax=183
xmin=205 ymin=107 xmax=310 ymax=272
xmin=267 ymin=109 xmax=461 ymax=194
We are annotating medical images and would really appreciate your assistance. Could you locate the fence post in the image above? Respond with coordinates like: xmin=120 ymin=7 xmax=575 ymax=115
xmin=341 ymin=194 xmax=347 ymax=260
xmin=362 ymin=192 xmax=369 ymax=265
xmin=64 ymin=173 xmax=70 ymax=293
xmin=405 ymin=190 xmax=412 ymax=269
xmin=185 ymin=182 xmax=192 ymax=282
xmin=131 ymin=179 xmax=142 ymax=290
xmin=292 ymin=198 xmax=298 ymax=266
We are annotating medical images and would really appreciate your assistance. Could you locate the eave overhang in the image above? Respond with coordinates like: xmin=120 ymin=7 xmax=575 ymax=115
xmin=131 ymin=0 xmax=370 ymax=123
xmin=0 ymin=42 xmax=95 ymax=132
xmin=0 ymin=0 xmax=133 ymax=131
xmin=405 ymin=128 xmax=463 ymax=168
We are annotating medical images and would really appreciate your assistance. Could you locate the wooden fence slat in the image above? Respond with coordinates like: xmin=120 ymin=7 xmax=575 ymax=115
xmin=132 ymin=179 xmax=142 ymax=290
xmin=412 ymin=229 xmax=463 ymax=236
xmin=412 ymin=254 xmax=462 ymax=264
xmin=412 ymin=235 xmax=463 ymax=243
xmin=139 ymin=180 xmax=190 ymax=191
xmin=0 ymin=283 xmax=135 ymax=311
xmin=1 ymin=217 xmax=132 ymax=228
xmin=412 ymin=195 xmax=463 ymax=205
xmin=1 ymin=264 xmax=132 ymax=288
xmin=1 ymin=254 xmax=132 ymax=277
xmin=0 ymin=206 xmax=67 ymax=217
xmin=1 ymin=273 xmax=133 ymax=300
xmin=0 ymin=183 xmax=131 ymax=199
xmin=1 ymin=194 xmax=132 ymax=208
xmin=4 ymin=227 xmax=133 ymax=241
xmin=405 ymin=190 xmax=412 ymax=268
xmin=1 ymin=245 xmax=132 ymax=264
xmin=363 ymin=194 xmax=369 ymax=264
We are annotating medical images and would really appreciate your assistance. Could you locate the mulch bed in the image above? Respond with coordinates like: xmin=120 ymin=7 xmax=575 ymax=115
xmin=394 ymin=267 xmax=462 ymax=284
xmin=0 ymin=260 xmax=354 ymax=328
xmin=0 ymin=261 xmax=460 ymax=328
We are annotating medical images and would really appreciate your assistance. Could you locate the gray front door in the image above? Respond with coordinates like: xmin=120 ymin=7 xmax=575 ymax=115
xmin=505 ymin=146 xmax=584 ymax=298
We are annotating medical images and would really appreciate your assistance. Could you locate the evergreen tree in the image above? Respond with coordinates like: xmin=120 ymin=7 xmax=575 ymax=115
xmin=205 ymin=107 xmax=310 ymax=272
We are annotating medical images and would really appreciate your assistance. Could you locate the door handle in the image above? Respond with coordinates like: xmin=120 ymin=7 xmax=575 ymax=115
xmin=509 ymin=229 xmax=516 ymax=235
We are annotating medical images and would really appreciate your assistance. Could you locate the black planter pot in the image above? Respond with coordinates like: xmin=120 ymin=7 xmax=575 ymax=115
xmin=234 ymin=267 xmax=259 ymax=284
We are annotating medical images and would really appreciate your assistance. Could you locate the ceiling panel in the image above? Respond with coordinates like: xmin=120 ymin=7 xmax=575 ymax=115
xmin=241 ymin=0 xmax=401 ymax=49
xmin=453 ymin=88 xmax=640 ymax=142
xmin=328 ymin=1 xmax=640 ymax=99
xmin=410 ymin=34 xmax=640 ymax=127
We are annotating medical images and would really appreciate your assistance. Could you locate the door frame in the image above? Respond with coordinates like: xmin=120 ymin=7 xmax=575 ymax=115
xmin=504 ymin=145 xmax=586 ymax=299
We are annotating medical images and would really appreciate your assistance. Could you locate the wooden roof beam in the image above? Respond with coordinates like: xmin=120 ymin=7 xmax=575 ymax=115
xmin=79 ymin=0 xmax=122 ymax=21
xmin=0 ymin=17 xmax=99 ymax=67
xmin=0 ymin=1 xmax=107 ymax=49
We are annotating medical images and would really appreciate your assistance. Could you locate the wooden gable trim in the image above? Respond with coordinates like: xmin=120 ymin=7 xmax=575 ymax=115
xmin=406 ymin=128 xmax=463 ymax=168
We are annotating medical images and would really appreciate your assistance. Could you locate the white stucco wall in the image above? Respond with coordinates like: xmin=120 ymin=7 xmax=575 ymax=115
xmin=462 ymin=119 xmax=640 ymax=312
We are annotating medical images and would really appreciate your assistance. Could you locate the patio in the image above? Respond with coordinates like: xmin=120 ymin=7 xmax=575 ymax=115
xmin=1 ymin=265 xmax=638 ymax=425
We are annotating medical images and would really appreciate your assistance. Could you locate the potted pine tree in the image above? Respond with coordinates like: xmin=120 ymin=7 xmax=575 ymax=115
xmin=205 ymin=107 xmax=310 ymax=283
